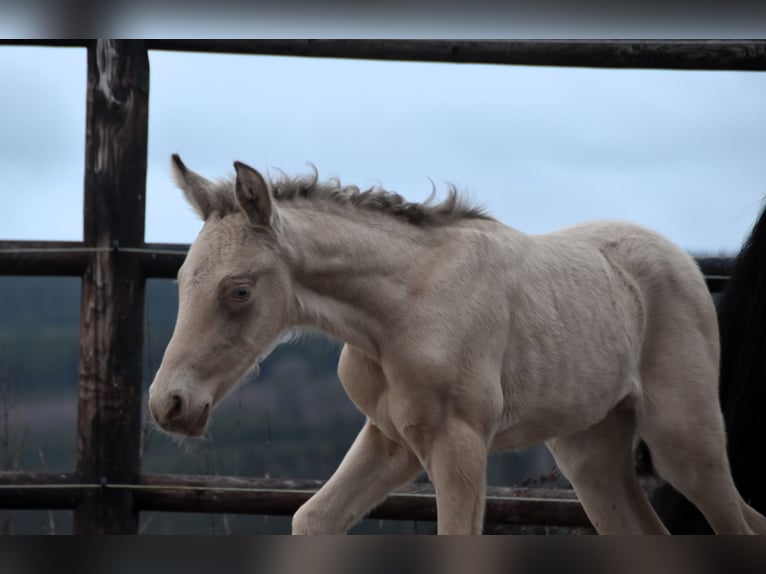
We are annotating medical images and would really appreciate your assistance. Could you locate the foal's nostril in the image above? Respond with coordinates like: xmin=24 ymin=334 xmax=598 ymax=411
xmin=166 ymin=393 xmax=184 ymax=421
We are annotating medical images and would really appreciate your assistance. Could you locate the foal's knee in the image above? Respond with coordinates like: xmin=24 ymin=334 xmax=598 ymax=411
xmin=292 ymin=499 xmax=346 ymax=535
xmin=292 ymin=501 xmax=320 ymax=535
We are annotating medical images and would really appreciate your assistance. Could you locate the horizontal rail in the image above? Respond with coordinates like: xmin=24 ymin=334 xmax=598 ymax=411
xmin=0 ymin=241 xmax=91 ymax=276
xmin=0 ymin=472 xmax=85 ymax=510
xmin=147 ymin=40 xmax=766 ymax=71
xmin=0 ymin=472 xmax=589 ymax=527
xmin=139 ymin=243 xmax=190 ymax=278
xmin=2 ymin=40 xmax=766 ymax=71
xmin=0 ymin=240 xmax=735 ymax=292
xmin=696 ymin=256 xmax=735 ymax=292
xmin=0 ymin=241 xmax=188 ymax=279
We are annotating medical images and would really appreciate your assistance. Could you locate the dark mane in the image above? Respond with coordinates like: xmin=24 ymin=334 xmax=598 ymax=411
xmin=214 ymin=167 xmax=492 ymax=226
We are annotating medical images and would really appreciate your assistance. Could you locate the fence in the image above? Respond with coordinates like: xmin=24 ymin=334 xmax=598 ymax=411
xmin=0 ymin=39 xmax=760 ymax=534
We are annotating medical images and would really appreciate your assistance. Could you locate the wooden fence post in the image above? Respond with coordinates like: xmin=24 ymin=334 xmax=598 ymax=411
xmin=74 ymin=40 xmax=149 ymax=534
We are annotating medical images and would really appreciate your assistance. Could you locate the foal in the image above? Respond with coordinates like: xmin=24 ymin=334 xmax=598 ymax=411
xmin=149 ymin=156 xmax=766 ymax=534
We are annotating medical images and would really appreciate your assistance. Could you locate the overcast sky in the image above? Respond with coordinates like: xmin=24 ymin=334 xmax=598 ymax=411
xmin=1 ymin=45 xmax=765 ymax=255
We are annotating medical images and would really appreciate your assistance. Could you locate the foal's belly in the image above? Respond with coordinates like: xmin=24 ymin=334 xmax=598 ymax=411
xmin=490 ymin=359 xmax=639 ymax=452
xmin=491 ymin=275 xmax=643 ymax=450
xmin=490 ymin=414 xmax=594 ymax=452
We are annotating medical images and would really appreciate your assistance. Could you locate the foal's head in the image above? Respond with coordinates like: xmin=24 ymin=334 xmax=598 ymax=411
xmin=148 ymin=156 xmax=292 ymax=437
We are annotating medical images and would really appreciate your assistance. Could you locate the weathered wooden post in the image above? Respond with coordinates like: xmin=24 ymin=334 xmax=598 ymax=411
xmin=74 ymin=40 xmax=149 ymax=534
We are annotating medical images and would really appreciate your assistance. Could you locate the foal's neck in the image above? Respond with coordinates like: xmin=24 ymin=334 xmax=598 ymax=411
xmin=280 ymin=205 xmax=439 ymax=358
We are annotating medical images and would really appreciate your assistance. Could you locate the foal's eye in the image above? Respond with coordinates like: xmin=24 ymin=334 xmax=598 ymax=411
xmin=229 ymin=287 xmax=251 ymax=303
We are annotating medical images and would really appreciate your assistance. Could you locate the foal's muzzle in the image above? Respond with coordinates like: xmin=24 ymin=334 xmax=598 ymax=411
xmin=149 ymin=388 xmax=211 ymax=437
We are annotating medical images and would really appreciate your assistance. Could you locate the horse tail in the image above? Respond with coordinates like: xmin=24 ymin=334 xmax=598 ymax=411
xmin=718 ymin=200 xmax=766 ymax=511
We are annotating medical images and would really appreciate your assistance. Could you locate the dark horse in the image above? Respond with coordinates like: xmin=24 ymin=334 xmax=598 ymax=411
xmin=655 ymin=201 xmax=766 ymax=532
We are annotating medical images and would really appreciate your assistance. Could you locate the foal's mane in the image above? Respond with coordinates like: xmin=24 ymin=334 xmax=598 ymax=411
xmin=215 ymin=167 xmax=491 ymax=226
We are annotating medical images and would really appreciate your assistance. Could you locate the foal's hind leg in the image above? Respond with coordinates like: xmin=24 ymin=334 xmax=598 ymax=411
xmin=547 ymin=401 xmax=668 ymax=534
xmin=638 ymin=403 xmax=756 ymax=533
xmin=638 ymin=397 xmax=756 ymax=534
xmin=638 ymin=329 xmax=758 ymax=534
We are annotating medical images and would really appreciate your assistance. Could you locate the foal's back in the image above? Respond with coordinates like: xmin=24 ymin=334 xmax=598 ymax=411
xmin=486 ymin=219 xmax=717 ymax=447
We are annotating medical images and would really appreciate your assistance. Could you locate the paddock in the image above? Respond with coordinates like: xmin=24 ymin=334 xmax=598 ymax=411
xmin=0 ymin=39 xmax=761 ymax=534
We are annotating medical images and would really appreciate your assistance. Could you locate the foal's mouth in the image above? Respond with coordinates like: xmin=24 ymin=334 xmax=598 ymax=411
xmin=159 ymin=403 xmax=211 ymax=438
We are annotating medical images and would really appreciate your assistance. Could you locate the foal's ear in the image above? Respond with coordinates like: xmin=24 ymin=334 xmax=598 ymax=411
xmin=171 ymin=154 xmax=216 ymax=220
xmin=233 ymin=161 xmax=275 ymax=228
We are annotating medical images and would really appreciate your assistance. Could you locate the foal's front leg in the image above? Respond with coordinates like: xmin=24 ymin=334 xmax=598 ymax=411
xmin=408 ymin=419 xmax=489 ymax=534
xmin=292 ymin=420 xmax=421 ymax=534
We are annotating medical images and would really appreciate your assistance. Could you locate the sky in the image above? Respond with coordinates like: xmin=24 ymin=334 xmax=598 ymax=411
xmin=1 ymin=45 xmax=765 ymax=255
